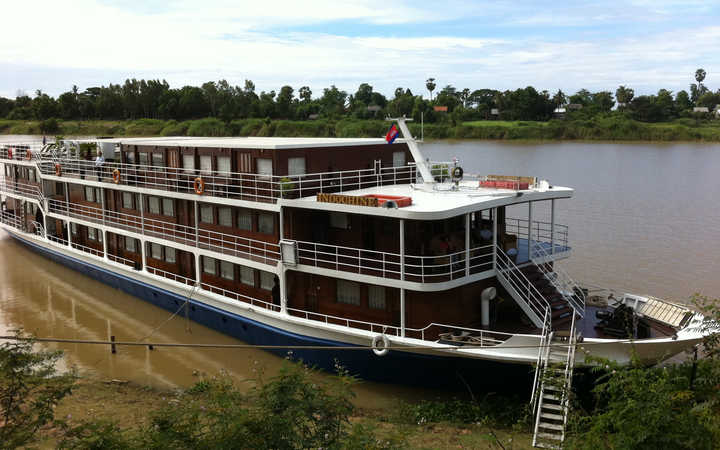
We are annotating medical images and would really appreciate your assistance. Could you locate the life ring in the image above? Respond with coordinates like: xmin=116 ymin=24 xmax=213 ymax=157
xmin=452 ymin=166 xmax=464 ymax=179
xmin=112 ymin=169 xmax=121 ymax=184
xmin=54 ymin=163 xmax=62 ymax=177
xmin=371 ymin=334 xmax=390 ymax=356
xmin=194 ymin=177 xmax=205 ymax=195
xmin=25 ymin=150 xmax=32 ymax=161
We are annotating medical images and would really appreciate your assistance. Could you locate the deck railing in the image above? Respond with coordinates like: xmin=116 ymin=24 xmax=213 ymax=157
xmin=0 ymin=210 xmax=23 ymax=230
xmin=46 ymin=198 xmax=280 ymax=265
xmin=505 ymin=217 xmax=569 ymax=251
xmin=294 ymin=240 xmax=494 ymax=283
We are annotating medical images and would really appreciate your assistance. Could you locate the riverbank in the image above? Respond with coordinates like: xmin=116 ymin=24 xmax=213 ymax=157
xmin=3 ymin=117 xmax=720 ymax=141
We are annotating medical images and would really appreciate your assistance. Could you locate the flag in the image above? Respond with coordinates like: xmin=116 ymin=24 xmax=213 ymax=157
xmin=385 ymin=124 xmax=399 ymax=144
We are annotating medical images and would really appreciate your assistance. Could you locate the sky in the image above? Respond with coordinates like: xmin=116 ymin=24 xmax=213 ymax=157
xmin=1 ymin=0 xmax=719 ymax=100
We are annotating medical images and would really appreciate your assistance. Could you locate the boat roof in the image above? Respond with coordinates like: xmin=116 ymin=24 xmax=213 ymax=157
xmin=281 ymin=181 xmax=574 ymax=220
xmin=89 ymin=136 xmax=401 ymax=150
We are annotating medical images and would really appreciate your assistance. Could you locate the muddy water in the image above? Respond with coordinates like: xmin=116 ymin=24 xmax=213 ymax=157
xmin=1 ymin=135 xmax=719 ymax=400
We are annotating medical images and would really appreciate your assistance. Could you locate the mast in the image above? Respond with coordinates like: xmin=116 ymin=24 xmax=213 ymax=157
xmin=387 ymin=117 xmax=434 ymax=184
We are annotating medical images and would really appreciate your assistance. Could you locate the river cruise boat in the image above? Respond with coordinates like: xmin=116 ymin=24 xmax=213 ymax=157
xmin=0 ymin=119 xmax=712 ymax=447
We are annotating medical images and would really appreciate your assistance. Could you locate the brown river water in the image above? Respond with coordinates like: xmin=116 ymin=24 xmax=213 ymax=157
xmin=1 ymin=136 xmax=719 ymax=402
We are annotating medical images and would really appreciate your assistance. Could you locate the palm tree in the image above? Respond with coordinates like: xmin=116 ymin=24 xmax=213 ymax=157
xmin=615 ymin=86 xmax=634 ymax=109
xmin=695 ymin=68 xmax=707 ymax=95
xmin=552 ymin=89 xmax=567 ymax=108
xmin=425 ymin=78 xmax=436 ymax=101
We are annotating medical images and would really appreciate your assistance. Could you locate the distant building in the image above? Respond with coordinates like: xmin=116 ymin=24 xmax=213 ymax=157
xmin=566 ymin=104 xmax=583 ymax=111
xmin=553 ymin=107 xmax=567 ymax=119
xmin=693 ymin=107 xmax=709 ymax=113
xmin=366 ymin=105 xmax=382 ymax=112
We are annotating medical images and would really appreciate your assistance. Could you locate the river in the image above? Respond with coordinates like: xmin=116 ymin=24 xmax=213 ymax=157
xmin=1 ymin=136 xmax=718 ymax=401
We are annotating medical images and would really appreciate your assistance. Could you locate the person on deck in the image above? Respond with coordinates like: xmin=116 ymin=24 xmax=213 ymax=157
xmin=272 ymin=276 xmax=281 ymax=309
xmin=94 ymin=151 xmax=105 ymax=180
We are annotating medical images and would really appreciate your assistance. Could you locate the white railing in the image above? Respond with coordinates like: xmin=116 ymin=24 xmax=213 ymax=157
xmin=0 ymin=177 xmax=45 ymax=203
xmin=108 ymin=253 xmax=137 ymax=268
xmin=70 ymin=241 xmax=105 ymax=258
xmin=530 ymin=308 xmax=552 ymax=413
xmin=200 ymin=281 xmax=282 ymax=313
xmin=146 ymin=266 xmax=196 ymax=287
xmin=48 ymin=235 xmax=69 ymax=246
xmin=0 ymin=210 xmax=23 ymax=230
xmin=494 ymin=244 xmax=550 ymax=328
xmin=0 ymin=144 xmax=45 ymax=162
xmin=505 ymin=217 xmax=569 ymax=252
xmin=32 ymin=155 xmax=419 ymax=203
xmin=30 ymin=220 xmax=45 ymax=237
xmin=46 ymin=198 xmax=280 ymax=265
xmin=294 ymin=240 xmax=493 ymax=283
xmin=531 ymin=242 xmax=586 ymax=317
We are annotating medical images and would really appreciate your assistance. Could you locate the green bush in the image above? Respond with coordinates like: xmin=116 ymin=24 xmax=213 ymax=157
xmin=159 ymin=120 xmax=189 ymax=136
xmin=186 ymin=117 xmax=229 ymax=136
xmin=124 ymin=119 xmax=167 ymax=136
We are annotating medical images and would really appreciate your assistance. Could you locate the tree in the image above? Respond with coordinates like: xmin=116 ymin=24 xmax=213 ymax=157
xmin=425 ymin=78 xmax=436 ymax=101
xmin=675 ymin=90 xmax=692 ymax=112
xmin=459 ymin=88 xmax=471 ymax=108
xmin=319 ymin=85 xmax=347 ymax=118
xmin=275 ymin=85 xmax=295 ymax=119
xmin=0 ymin=333 xmax=76 ymax=448
xmin=298 ymin=86 xmax=312 ymax=102
xmin=695 ymin=68 xmax=707 ymax=85
xmin=615 ymin=85 xmax=634 ymax=109
xmin=552 ymin=89 xmax=567 ymax=108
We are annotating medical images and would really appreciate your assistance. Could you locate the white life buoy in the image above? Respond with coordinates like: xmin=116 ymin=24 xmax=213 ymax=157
xmin=371 ymin=334 xmax=390 ymax=356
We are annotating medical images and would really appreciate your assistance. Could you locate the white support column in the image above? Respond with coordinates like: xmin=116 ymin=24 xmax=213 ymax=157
xmin=100 ymin=187 xmax=107 ymax=260
xmin=528 ymin=201 xmax=533 ymax=261
xmin=195 ymin=253 xmax=201 ymax=286
xmin=465 ymin=213 xmax=471 ymax=276
xmin=139 ymin=193 xmax=146 ymax=271
xmin=100 ymin=187 xmax=106 ymax=226
xmin=102 ymin=230 xmax=108 ymax=261
xmin=67 ymin=220 xmax=72 ymax=247
xmin=278 ymin=263 xmax=287 ymax=314
xmin=140 ymin=240 xmax=147 ymax=273
xmin=550 ymin=199 xmax=555 ymax=255
xmin=399 ymin=219 xmax=406 ymax=338
xmin=400 ymin=288 xmax=406 ymax=338
xmin=194 ymin=200 xmax=199 ymax=247
xmin=492 ymin=207 xmax=497 ymax=270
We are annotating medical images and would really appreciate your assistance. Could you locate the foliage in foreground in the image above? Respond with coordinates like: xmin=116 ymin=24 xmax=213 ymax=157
xmin=59 ymin=362 xmax=404 ymax=450
xmin=0 ymin=332 xmax=77 ymax=450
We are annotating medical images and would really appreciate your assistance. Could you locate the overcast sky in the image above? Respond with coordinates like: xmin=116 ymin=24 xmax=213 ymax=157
xmin=1 ymin=0 xmax=719 ymax=100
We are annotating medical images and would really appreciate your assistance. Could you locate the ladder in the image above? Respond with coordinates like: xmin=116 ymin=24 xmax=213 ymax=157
xmin=532 ymin=313 xmax=578 ymax=448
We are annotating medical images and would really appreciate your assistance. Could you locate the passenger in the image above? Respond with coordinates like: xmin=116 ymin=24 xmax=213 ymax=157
xmin=272 ymin=276 xmax=281 ymax=309
xmin=94 ymin=151 xmax=105 ymax=181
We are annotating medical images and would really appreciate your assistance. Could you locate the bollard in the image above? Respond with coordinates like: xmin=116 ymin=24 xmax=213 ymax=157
xmin=110 ymin=335 xmax=116 ymax=354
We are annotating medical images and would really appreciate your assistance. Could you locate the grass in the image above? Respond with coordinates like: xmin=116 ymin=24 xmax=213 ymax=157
xmin=464 ymin=120 xmax=550 ymax=127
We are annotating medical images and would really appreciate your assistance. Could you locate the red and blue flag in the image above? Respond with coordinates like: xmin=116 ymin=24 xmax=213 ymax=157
xmin=385 ymin=124 xmax=399 ymax=144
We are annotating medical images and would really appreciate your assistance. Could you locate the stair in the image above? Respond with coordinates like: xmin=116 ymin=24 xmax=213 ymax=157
xmin=531 ymin=315 xmax=578 ymax=449
xmin=521 ymin=265 xmax=574 ymax=331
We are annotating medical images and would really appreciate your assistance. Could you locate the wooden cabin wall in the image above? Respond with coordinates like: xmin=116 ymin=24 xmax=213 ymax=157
xmin=405 ymin=280 xmax=497 ymax=331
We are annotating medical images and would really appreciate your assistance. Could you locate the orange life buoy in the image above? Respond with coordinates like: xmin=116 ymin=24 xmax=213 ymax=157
xmin=112 ymin=169 xmax=121 ymax=184
xmin=25 ymin=150 xmax=32 ymax=160
xmin=54 ymin=163 xmax=62 ymax=176
xmin=194 ymin=177 xmax=204 ymax=195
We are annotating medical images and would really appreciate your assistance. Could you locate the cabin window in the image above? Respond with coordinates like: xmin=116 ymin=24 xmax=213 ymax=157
xmin=95 ymin=188 xmax=101 ymax=203
xmin=162 ymin=198 xmax=174 ymax=216
xmin=329 ymin=212 xmax=348 ymax=229
xmin=256 ymin=158 xmax=272 ymax=177
xmin=136 ymin=194 xmax=142 ymax=212
xmin=239 ymin=153 xmax=252 ymax=173
xmin=240 ymin=266 xmax=255 ymax=286
xmin=368 ymin=286 xmax=386 ymax=310
xmin=200 ymin=155 xmax=212 ymax=174
xmin=259 ymin=271 xmax=274 ymax=291
xmin=151 ymin=243 xmax=162 ymax=260
xmin=203 ymin=256 xmax=216 ymax=275
xmin=258 ymin=213 xmax=274 ymax=234
xmin=392 ymin=151 xmax=406 ymax=167
xmin=71 ymin=223 xmax=78 ymax=235
xmin=165 ymin=246 xmax=176 ymax=263
xmin=126 ymin=152 xmax=135 ymax=164
xmin=152 ymin=152 xmax=164 ymax=167
xmin=220 ymin=261 xmax=234 ymax=280
xmin=237 ymin=209 xmax=252 ymax=231
xmin=148 ymin=196 xmax=161 ymax=215
xmin=139 ymin=152 xmax=150 ymax=166
xmin=218 ymin=208 xmax=232 ymax=227
xmin=88 ymin=228 xmax=97 ymax=241
xmin=125 ymin=237 xmax=136 ymax=252
xmin=84 ymin=186 xmax=95 ymax=203
xmin=217 ymin=156 xmax=231 ymax=173
xmin=122 ymin=192 xmax=133 ymax=209
xmin=337 ymin=280 xmax=360 ymax=306
xmin=182 ymin=154 xmax=195 ymax=173
xmin=288 ymin=157 xmax=306 ymax=176
xmin=200 ymin=205 xmax=213 ymax=224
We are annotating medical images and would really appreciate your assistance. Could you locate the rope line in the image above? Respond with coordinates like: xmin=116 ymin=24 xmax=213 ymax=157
xmin=0 ymin=335 xmax=640 ymax=351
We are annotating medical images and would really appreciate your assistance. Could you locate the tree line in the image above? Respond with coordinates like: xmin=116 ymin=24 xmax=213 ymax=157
xmin=0 ymin=68 xmax=717 ymax=126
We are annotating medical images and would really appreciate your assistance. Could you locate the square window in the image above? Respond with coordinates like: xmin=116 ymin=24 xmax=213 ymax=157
xmin=152 ymin=153 xmax=164 ymax=166
xmin=237 ymin=209 xmax=252 ymax=231
xmin=88 ymin=228 xmax=96 ymax=241
xmin=368 ymin=285 xmax=386 ymax=310
xmin=200 ymin=205 xmax=213 ymax=223
xmin=200 ymin=155 xmax=212 ymax=174
xmin=122 ymin=192 xmax=133 ymax=209
xmin=258 ymin=213 xmax=274 ymax=234
xmin=183 ymin=154 xmax=195 ymax=173
xmin=393 ymin=151 xmax=406 ymax=167
xmin=139 ymin=152 xmax=149 ymax=166
xmin=288 ymin=157 xmax=306 ymax=176
xmin=256 ymin=158 xmax=272 ymax=177
xmin=240 ymin=266 xmax=255 ymax=286
xmin=329 ymin=212 xmax=348 ymax=229
xmin=337 ymin=280 xmax=360 ymax=306
xmin=151 ymin=243 xmax=162 ymax=260
xmin=71 ymin=223 xmax=78 ymax=235
xmin=217 ymin=156 xmax=231 ymax=173
xmin=259 ymin=271 xmax=274 ymax=291
xmin=125 ymin=237 xmax=136 ymax=252
xmin=203 ymin=256 xmax=216 ymax=275
xmin=84 ymin=186 xmax=95 ymax=202
xmin=218 ymin=207 xmax=232 ymax=227
xmin=220 ymin=261 xmax=234 ymax=280
xmin=165 ymin=246 xmax=176 ymax=263
xmin=126 ymin=152 xmax=135 ymax=164
xmin=162 ymin=198 xmax=174 ymax=216
xmin=148 ymin=197 xmax=160 ymax=214
xmin=95 ymin=188 xmax=101 ymax=203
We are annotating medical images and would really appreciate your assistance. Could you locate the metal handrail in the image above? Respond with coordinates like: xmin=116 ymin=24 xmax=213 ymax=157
xmin=494 ymin=244 xmax=550 ymax=324
xmin=70 ymin=241 xmax=104 ymax=258
xmin=0 ymin=210 xmax=23 ymax=230
xmin=531 ymin=242 xmax=586 ymax=317
xmin=505 ymin=217 xmax=569 ymax=250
